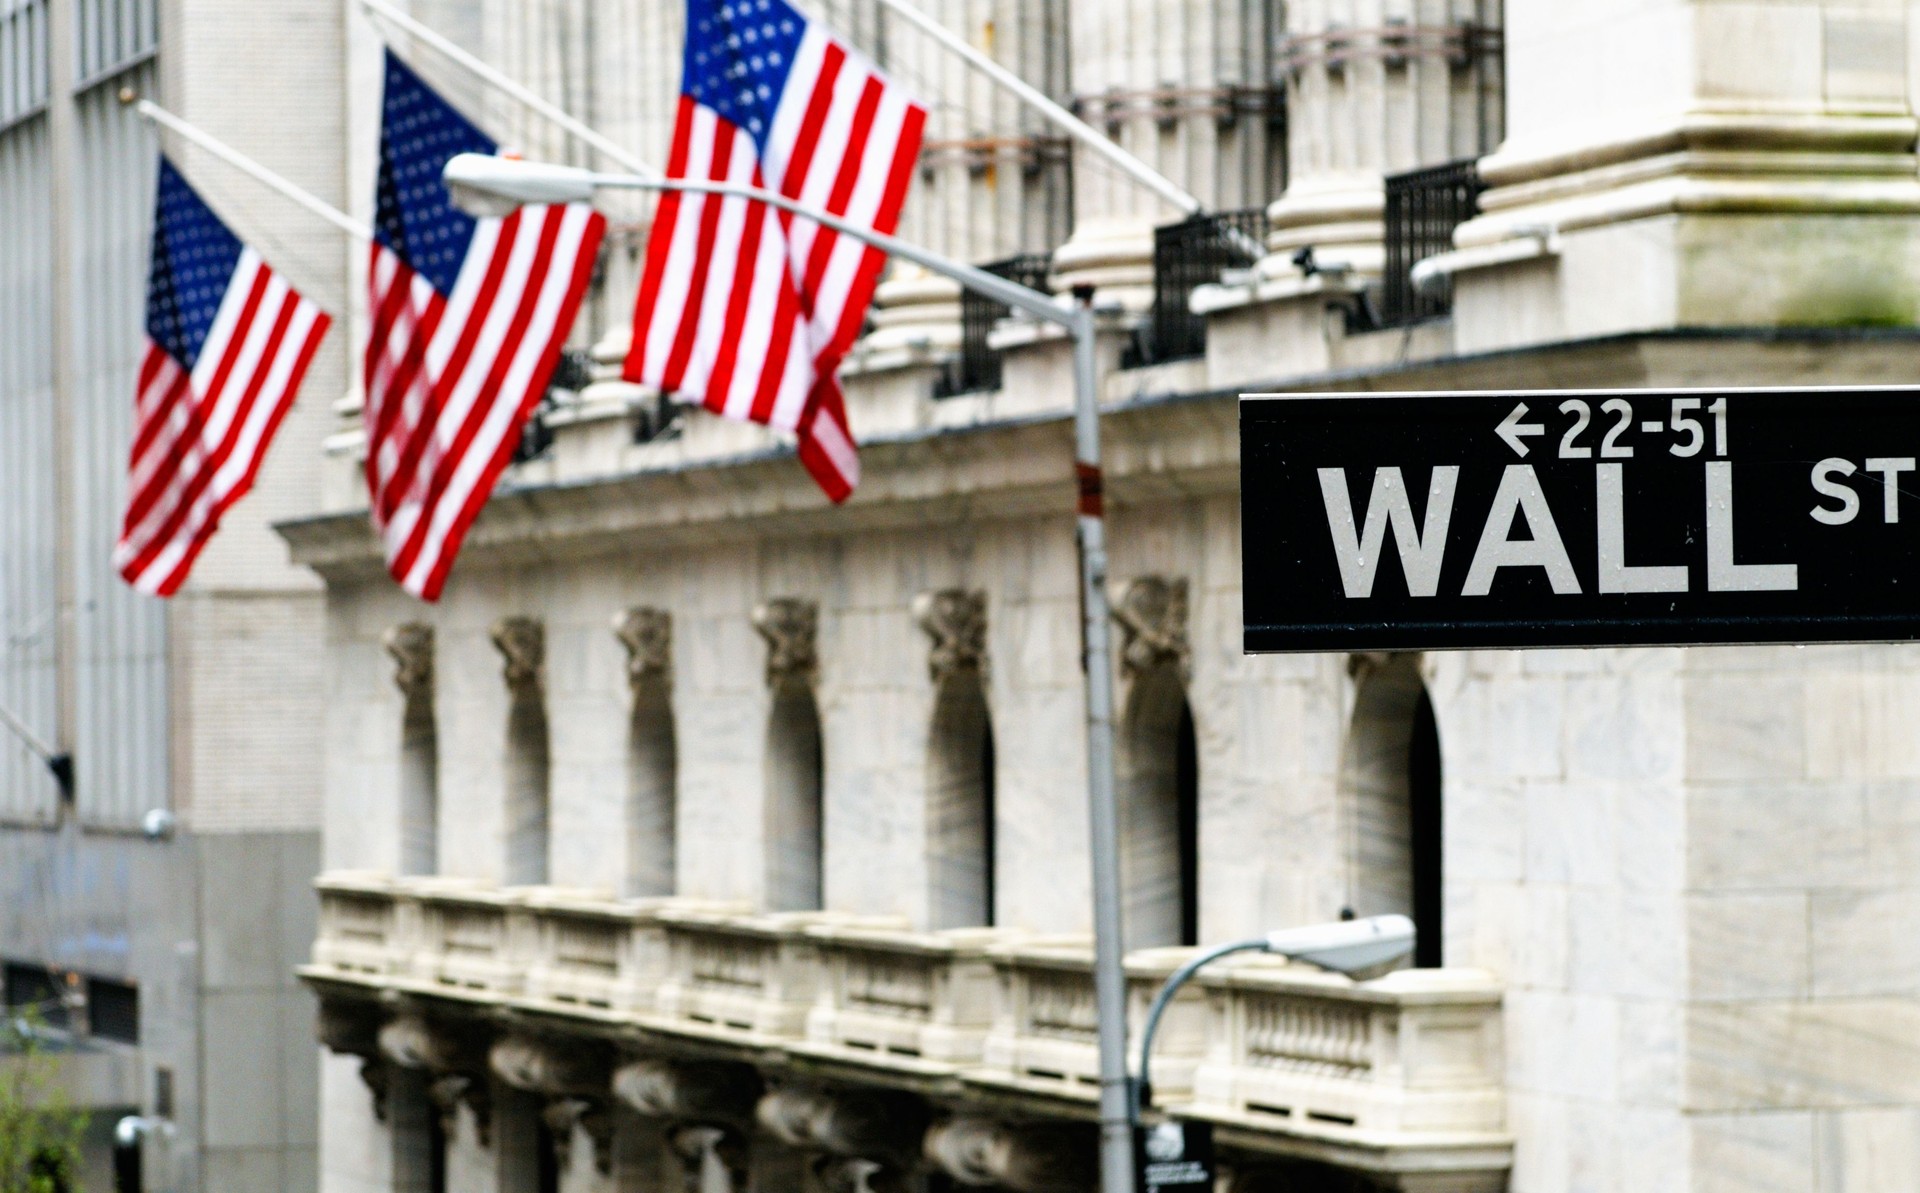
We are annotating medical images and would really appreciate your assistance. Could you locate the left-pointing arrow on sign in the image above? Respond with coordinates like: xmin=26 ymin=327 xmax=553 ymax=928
xmin=1496 ymin=402 xmax=1545 ymax=458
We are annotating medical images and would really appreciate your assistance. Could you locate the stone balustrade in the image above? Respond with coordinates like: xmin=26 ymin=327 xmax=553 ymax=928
xmin=306 ymin=874 xmax=1508 ymax=1170
xmin=1186 ymin=959 xmax=1507 ymax=1147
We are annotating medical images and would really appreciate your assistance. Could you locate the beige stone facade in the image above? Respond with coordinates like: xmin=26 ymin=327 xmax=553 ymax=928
xmin=291 ymin=2 xmax=1920 ymax=1193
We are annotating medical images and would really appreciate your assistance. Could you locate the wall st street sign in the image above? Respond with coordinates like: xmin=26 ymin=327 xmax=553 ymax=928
xmin=1242 ymin=387 xmax=1920 ymax=652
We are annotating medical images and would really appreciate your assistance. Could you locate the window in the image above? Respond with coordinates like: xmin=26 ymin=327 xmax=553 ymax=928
xmin=626 ymin=658 xmax=677 ymax=898
xmin=495 ymin=618 xmax=550 ymax=886
xmin=86 ymin=976 xmax=137 ymax=1043
xmin=926 ymin=673 xmax=996 ymax=929
xmin=1118 ymin=668 xmax=1201 ymax=948
xmin=764 ymin=679 xmax=824 ymax=912
xmin=1341 ymin=656 xmax=1444 ymax=967
xmin=386 ymin=624 xmax=439 ymax=877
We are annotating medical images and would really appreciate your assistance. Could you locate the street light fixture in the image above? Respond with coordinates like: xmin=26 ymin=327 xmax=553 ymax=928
xmin=1134 ymin=914 xmax=1416 ymax=1115
xmin=443 ymin=152 xmax=1142 ymax=1193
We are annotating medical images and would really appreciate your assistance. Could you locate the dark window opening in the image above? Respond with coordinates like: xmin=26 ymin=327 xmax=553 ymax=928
xmin=87 ymin=977 xmax=138 ymax=1044
xmin=1176 ymin=702 xmax=1200 ymax=948
xmin=3 ymin=962 xmax=69 ymax=1030
xmin=1409 ymin=691 xmax=1443 ymax=968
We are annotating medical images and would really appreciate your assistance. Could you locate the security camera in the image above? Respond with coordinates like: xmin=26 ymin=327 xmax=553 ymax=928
xmin=140 ymin=809 xmax=177 ymax=840
xmin=1264 ymin=914 xmax=1415 ymax=978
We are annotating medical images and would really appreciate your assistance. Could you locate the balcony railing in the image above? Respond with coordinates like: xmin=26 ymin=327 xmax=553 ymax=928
xmin=932 ymin=254 xmax=1055 ymax=398
xmin=1124 ymin=210 xmax=1270 ymax=368
xmin=1381 ymin=160 xmax=1483 ymax=327
xmin=305 ymin=875 xmax=1508 ymax=1162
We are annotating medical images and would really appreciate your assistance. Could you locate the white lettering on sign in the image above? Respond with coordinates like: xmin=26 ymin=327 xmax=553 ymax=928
xmin=1706 ymin=462 xmax=1798 ymax=591
xmin=1462 ymin=465 xmax=1582 ymax=596
xmin=1865 ymin=457 xmax=1916 ymax=523
xmin=1596 ymin=464 xmax=1687 ymax=593
xmin=1317 ymin=467 xmax=1459 ymax=598
xmin=1810 ymin=458 xmax=1860 ymax=525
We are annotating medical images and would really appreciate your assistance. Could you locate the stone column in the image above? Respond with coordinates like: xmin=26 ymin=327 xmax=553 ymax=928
xmin=853 ymin=0 xmax=1073 ymax=385
xmin=1054 ymin=0 xmax=1285 ymax=308
xmin=1447 ymin=0 xmax=1920 ymax=353
xmin=1260 ymin=0 xmax=1503 ymax=279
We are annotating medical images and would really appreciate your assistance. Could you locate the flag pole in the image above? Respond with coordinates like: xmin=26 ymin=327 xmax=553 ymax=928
xmin=354 ymin=0 xmax=660 ymax=181
xmin=123 ymin=92 xmax=371 ymax=241
xmin=867 ymin=0 xmax=1202 ymax=217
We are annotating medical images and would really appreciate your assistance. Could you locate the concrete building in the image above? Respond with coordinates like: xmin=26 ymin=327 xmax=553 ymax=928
xmin=0 ymin=0 xmax=342 ymax=1185
xmin=285 ymin=1 xmax=1920 ymax=1192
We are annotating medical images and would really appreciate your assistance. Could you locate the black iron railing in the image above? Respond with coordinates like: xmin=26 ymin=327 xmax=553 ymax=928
xmin=1123 ymin=208 xmax=1269 ymax=368
xmin=514 ymin=348 xmax=597 ymax=463
xmin=1381 ymin=159 xmax=1483 ymax=327
xmin=934 ymin=253 xmax=1056 ymax=398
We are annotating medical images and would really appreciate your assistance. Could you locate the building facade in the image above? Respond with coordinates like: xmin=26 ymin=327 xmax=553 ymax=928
xmin=0 ymin=0 xmax=342 ymax=1185
xmin=290 ymin=2 xmax=1920 ymax=1193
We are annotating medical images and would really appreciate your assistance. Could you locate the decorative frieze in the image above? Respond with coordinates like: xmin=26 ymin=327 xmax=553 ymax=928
xmin=383 ymin=623 xmax=434 ymax=704
xmin=912 ymin=589 xmax=987 ymax=684
xmin=613 ymin=606 xmax=673 ymax=690
xmin=923 ymin=1117 xmax=1095 ymax=1193
xmin=614 ymin=1057 xmax=762 ymax=1129
xmin=757 ymin=1085 xmax=930 ymax=1167
xmin=1113 ymin=576 xmax=1191 ymax=681
xmin=491 ymin=616 xmax=545 ymax=693
xmin=489 ymin=1032 xmax=610 ymax=1097
xmin=752 ymin=599 xmax=818 ymax=688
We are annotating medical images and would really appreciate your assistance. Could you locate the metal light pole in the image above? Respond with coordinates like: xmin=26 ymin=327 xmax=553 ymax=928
xmin=445 ymin=155 xmax=1141 ymax=1193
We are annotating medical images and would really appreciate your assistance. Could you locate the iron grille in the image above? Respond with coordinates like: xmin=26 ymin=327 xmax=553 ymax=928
xmin=86 ymin=977 xmax=138 ymax=1044
xmin=1381 ymin=159 xmax=1483 ymax=327
xmin=1123 ymin=209 xmax=1269 ymax=368
xmin=934 ymin=254 xmax=1054 ymax=398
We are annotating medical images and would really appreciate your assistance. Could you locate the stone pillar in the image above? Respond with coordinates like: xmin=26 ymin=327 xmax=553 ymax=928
xmin=854 ymin=0 xmax=1073 ymax=386
xmin=1447 ymin=0 xmax=1920 ymax=353
xmin=1261 ymin=0 xmax=1504 ymax=280
xmin=1055 ymin=0 xmax=1285 ymax=307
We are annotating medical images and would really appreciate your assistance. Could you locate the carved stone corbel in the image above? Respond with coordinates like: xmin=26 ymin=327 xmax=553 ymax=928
xmin=912 ymin=589 xmax=987 ymax=684
xmin=543 ymin=1097 xmax=614 ymax=1177
xmin=752 ymin=599 xmax=818 ymax=688
xmin=314 ymin=996 xmax=382 ymax=1060
xmin=670 ymin=1125 xmax=749 ymax=1193
xmin=757 ymin=1086 xmax=930 ymax=1168
xmin=376 ymin=1012 xmax=487 ymax=1074
xmin=428 ymin=1073 xmax=493 ymax=1148
xmin=489 ymin=1033 xmax=610 ymax=1097
xmin=613 ymin=607 xmax=672 ymax=690
xmin=923 ymin=1117 xmax=1096 ymax=1193
xmin=1112 ymin=576 xmax=1190 ymax=681
xmin=491 ymin=617 xmax=545 ymax=693
xmin=613 ymin=1057 xmax=762 ymax=1129
xmin=358 ymin=1059 xmax=392 ymax=1124
xmin=384 ymin=623 xmax=434 ymax=704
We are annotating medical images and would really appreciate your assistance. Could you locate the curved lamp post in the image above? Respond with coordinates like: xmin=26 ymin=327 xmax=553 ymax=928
xmin=443 ymin=152 xmax=1140 ymax=1193
xmin=1134 ymin=914 xmax=1417 ymax=1115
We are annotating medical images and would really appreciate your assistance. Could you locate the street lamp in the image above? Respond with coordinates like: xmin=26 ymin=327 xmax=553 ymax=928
xmin=444 ymin=153 xmax=1141 ymax=1193
xmin=1134 ymin=914 xmax=1416 ymax=1115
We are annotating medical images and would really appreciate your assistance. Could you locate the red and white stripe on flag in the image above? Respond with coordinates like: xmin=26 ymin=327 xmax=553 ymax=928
xmin=625 ymin=2 xmax=926 ymax=503
xmin=363 ymin=202 xmax=605 ymax=601
xmin=115 ymin=247 xmax=330 ymax=596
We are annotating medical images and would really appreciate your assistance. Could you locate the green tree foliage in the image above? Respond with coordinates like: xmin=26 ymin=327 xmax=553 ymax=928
xmin=0 ymin=1007 xmax=89 ymax=1193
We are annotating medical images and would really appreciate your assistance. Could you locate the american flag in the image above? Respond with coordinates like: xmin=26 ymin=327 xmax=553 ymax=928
xmin=365 ymin=53 xmax=607 ymax=601
xmin=116 ymin=157 xmax=331 ymax=597
xmin=624 ymin=0 xmax=927 ymax=501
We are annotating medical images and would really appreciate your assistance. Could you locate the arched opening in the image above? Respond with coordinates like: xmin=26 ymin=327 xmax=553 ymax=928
xmin=627 ymin=672 xmax=678 ymax=897
xmin=505 ymin=690 xmax=551 ymax=886
xmin=764 ymin=679 xmax=824 ymax=911
xmin=1341 ymin=656 xmax=1444 ymax=968
xmin=927 ymin=674 xmax=996 ymax=929
xmin=1117 ymin=666 xmax=1200 ymax=948
xmin=399 ymin=691 xmax=438 ymax=877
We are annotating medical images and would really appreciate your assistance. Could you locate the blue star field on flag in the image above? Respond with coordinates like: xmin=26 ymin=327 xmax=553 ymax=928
xmin=375 ymin=51 xmax=496 ymax=297
xmin=684 ymin=0 xmax=806 ymax=144
xmin=146 ymin=156 xmax=244 ymax=370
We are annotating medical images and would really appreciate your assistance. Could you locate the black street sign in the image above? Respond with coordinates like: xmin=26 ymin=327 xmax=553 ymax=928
xmin=1136 ymin=1120 xmax=1214 ymax=1193
xmin=1242 ymin=387 xmax=1920 ymax=652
